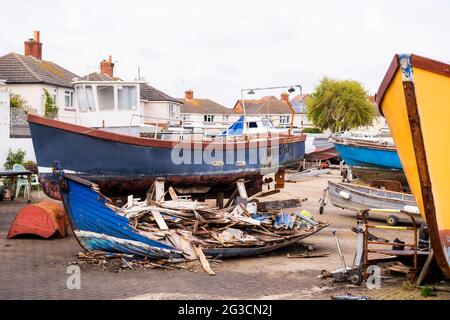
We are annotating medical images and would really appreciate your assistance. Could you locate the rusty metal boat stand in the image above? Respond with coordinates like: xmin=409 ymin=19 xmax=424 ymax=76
xmin=358 ymin=208 xmax=421 ymax=281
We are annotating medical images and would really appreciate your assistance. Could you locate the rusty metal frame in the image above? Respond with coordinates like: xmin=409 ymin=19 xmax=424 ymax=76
xmin=360 ymin=208 xmax=418 ymax=280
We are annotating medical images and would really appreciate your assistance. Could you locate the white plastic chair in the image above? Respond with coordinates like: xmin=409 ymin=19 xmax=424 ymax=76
xmin=13 ymin=164 xmax=30 ymax=199
xmin=30 ymin=174 xmax=41 ymax=198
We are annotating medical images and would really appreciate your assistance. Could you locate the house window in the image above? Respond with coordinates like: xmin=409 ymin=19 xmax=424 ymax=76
xmin=204 ymin=115 xmax=214 ymax=123
xmin=223 ymin=115 xmax=229 ymax=124
xmin=249 ymin=122 xmax=258 ymax=128
xmin=182 ymin=114 xmax=190 ymax=121
xmin=65 ymin=90 xmax=74 ymax=107
xmin=169 ymin=103 xmax=177 ymax=119
xmin=279 ymin=115 xmax=290 ymax=125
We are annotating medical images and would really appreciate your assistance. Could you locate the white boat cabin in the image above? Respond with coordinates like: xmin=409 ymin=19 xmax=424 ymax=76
xmin=74 ymin=81 xmax=141 ymax=135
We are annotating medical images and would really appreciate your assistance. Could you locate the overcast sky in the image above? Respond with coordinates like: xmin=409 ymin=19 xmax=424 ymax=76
xmin=2 ymin=0 xmax=450 ymax=106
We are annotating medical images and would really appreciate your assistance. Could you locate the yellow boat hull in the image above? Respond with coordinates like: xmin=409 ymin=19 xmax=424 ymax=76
xmin=377 ymin=54 xmax=450 ymax=277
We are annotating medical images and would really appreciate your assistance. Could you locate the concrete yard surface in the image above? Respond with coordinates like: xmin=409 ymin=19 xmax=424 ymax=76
xmin=0 ymin=171 xmax=449 ymax=300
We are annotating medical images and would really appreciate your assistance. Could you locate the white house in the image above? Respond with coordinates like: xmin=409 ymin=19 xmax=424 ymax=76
xmin=178 ymin=90 xmax=239 ymax=134
xmin=0 ymin=31 xmax=79 ymax=166
xmin=233 ymin=93 xmax=304 ymax=129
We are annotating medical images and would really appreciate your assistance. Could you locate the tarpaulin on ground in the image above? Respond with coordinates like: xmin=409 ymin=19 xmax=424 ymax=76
xmin=7 ymin=201 xmax=69 ymax=239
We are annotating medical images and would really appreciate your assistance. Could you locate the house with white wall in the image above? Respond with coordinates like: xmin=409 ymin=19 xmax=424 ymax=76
xmin=178 ymin=90 xmax=239 ymax=134
xmin=233 ymin=93 xmax=303 ymax=129
xmin=0 ymin=31 xmax=79 ymax=167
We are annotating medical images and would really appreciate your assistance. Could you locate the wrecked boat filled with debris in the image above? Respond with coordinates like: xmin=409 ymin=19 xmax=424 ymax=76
xmin=54 ymin=163 xmax=329 ymax=274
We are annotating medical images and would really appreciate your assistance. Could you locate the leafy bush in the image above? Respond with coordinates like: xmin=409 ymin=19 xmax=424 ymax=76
xmin=3 ymin=148 xmax=26 ymax=170
xmin=43 ymin=88 xmax=58 ymax=119
xmin=420 ymin=285 xmax=437 ymax=297
xmin=9 ymin=93 xmax=27 ymax=108
xmin=303 ymin=127 xmax=323 ymax=134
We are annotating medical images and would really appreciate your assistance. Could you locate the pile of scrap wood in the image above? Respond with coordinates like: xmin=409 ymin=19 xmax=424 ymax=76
xmin=104 ymin=187 xmax=329 ymax=275
xmin=74 ymin=250 xmax=221 ymax=273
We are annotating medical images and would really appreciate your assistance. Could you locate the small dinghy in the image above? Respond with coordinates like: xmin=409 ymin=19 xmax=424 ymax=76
xmin=324 ymin=180 xmax=420 ymax=226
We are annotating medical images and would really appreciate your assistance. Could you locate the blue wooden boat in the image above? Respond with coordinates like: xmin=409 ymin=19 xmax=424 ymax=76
xmin=54 ymin=165 xmax=328 ymax=258
xmin=28 ymin=114 xmax=306 ymax=200
xmin=332 ymin=137 xmax=402 ymax=170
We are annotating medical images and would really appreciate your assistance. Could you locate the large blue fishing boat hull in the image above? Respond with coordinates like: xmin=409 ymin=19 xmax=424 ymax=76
xmin=335 ymin=143 xmax=402 ymax=170
xmin=28 ymin=115 xmax=306 ymax=199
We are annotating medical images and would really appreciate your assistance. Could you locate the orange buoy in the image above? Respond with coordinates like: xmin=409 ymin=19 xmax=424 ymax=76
xmin=7 ymin=201 xmax=69 ymax=239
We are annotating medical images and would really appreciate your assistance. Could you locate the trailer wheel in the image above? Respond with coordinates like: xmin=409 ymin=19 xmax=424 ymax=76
xmin=387 ymin=215 xmax=399 ymax=226
xmin=350 ymin=270 xmax=364 ymax=286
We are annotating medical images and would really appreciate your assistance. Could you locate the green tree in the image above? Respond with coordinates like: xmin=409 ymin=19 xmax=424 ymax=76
xmin=43 ymin=88 xmax=58 ymax=119
xmin=3 ymin=148 xmax=26 ymax=170
xmin=307 ymin=78 xmax=375 ymax=132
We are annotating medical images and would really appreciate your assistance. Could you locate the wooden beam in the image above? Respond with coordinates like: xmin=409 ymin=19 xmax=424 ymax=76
xmin=155 ymin=178 xmax=165 ymax=202
xmin=150 ymin=210 xmax=169 ymax=230
xmin=193 ymin=244 xmax=216 ymax=276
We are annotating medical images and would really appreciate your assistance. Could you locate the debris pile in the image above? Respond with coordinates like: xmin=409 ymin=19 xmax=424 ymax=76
xmin=73 ymin=250 xmax=222 ymax=273
xmin=103 ymin=188 xmax=329 ymax=275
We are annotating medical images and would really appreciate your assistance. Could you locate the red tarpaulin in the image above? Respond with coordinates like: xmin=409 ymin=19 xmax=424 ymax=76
xmin=7 ymin=201 xmax=69 ymax=239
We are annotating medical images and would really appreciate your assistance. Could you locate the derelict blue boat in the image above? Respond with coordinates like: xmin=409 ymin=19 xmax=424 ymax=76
xmin=28 ymin=114 xmax=306 ymax=200
xmin=333 ymin=138 xmax=402 ymax=170
xmin=54 ymin=165 xmax=327 ymax=258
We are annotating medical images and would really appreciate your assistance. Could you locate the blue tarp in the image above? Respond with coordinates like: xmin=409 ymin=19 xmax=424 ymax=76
xmin=221 ymin=116 xmax=244 ymax=136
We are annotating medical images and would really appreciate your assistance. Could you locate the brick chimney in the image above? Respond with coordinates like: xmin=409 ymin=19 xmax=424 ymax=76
xmin=280 ymin=92 xmax=289 ymax=102
xmin=100 ymin=55 xmax=114 ymax=77
xmin=24 ymin=31 xmax=42 ymax=60
xmin=185 ymin=90 xmax=194 ymax=100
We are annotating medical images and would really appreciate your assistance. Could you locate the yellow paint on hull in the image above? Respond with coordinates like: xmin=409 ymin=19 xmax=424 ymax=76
xmin=379 ymin=55 xmax=450 ymax=276
xmin=382 ymin=71 xmax=425 ymax=219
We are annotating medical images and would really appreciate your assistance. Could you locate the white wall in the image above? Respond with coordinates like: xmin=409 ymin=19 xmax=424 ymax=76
xmin=141 ymin=101 xmax=181 ymax=125
xmin=4 ymin=84 xmax=77 ymax=123
xmin=0 ymin=89 xmax=36 ymax=169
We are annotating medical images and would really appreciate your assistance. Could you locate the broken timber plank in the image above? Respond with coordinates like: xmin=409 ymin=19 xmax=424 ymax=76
xmin=155 ymin=178 xmax=165 ymax=202
xmin=257 ymin=198 xmax=301 ymax=211
xmin=248 ymin=189 xmax=281 ymax=201
xmin=168 ymin=187 xmax=178 ymax=201
xmin=150 ymin=210 xmax=169 ymax=230
xmin=416 ymin=249 xmax=434 ymax=287
xmin=193 ymin=244 xmax=216 ymax=276
xmin=236 ymin=179 xmax=248 ymax=199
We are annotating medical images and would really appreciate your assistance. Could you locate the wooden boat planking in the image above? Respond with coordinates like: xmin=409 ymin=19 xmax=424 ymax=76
xmin=56 ymin=168 xmax=329 ymax=260
xmin=376 ymin=54 xmax=450 ymax=276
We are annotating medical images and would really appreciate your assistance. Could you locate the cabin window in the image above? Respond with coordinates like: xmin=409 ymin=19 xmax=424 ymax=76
xmin=182 ymin=114 xmax=190 ymax=121
xmin=118 ymin=85 xmax=138 ymax=111
xmin=249 ymin=122 xmax=258 ymax=128
xmin=204 ymin=115 xmax=214 ymax=123
xmin=97 ymin=86 xmax=115 ymax=111
xmin=76 ymin=85 xmax=95 ymax=112
xmin=64 ymin=90 xmax=74 ymax=107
